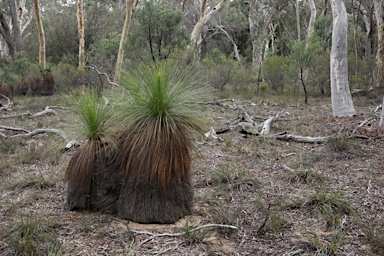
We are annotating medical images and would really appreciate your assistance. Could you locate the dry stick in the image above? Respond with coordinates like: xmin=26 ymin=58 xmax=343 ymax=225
xmin=133 ymin=224 xmax=238 ymax=246
xmin=86 ymin=64 xmax=120 ymax=87
xmin=0 ymin=106 xmax=58 ymax=119
xmin=350 ymin=117 xmax=375 ymax=137
xmin=0 ymin=94 xmax=11 ymax=110
xmin=0 ymin=126 xmax=68 ymax=142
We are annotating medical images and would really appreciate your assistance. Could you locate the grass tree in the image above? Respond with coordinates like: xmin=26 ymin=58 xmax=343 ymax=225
xmin=116 ymin=61 xmax=207 ymax=223
xmin=65 ymin=89 xmax=115 ymax=211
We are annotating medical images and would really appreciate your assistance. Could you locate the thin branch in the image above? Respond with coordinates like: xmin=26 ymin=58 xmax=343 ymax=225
xmin=86 ymin=64 xmax=121 ymax=87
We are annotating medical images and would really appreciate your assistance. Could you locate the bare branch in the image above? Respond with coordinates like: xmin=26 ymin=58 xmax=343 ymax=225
xmin=87 ymin=64 xmax=120 ymax=87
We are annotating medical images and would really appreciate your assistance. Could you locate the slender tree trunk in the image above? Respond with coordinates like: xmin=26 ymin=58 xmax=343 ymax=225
xmin=186 ymin=0 xmax=227 ymax=57
xmin=0 ymin=11 xmax=15 ymax=57
xmin=33 ymin=0 xmax=46 ymax=69
xmin=248 ymin=0 xmax=272 ymax=76
xmin=374 ymin=0 xmax=384 ymax=87
xmin=114 ymin=0 xmax=134 ymax=85
xmin=77 ymin=0 xmax=85 ymax=71
xmin=8 ymin=0 xmax=23 ymax=51
xmin=307 ymin=0 xmax=317 ymax=39
xmin=330 ymin=0 xmax=356 ymax=117
xmin=295 ymin=0 xmax=301 ymax=41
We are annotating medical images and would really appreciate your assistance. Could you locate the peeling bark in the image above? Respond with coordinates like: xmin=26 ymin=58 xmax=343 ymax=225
xmin=330 ymin=0 xmax=356 ymax=117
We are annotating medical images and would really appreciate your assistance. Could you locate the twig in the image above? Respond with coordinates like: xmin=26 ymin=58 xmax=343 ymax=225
xmin=350 ymin=117 xmax=375 ymax=137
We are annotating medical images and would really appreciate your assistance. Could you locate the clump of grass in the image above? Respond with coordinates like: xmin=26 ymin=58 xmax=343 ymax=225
xmin=361 ymin=218 xmax=384 ymax=254
xmin=326 ymin=135 xmax=361 ymax=153
xmin=212 ymin=164 xmax=259 ymax=192
xmin=183 ymin=221 xmax=207 ymax=245
xmin=7 ymin=171 xmax=55 ymax=190
xmin=7 ymin=214 xmax=62 ymax=255
xmin=289 ymin=190 xmax=353 ymax=230
xmin=281 ymin=168 xmax=325 ymax=184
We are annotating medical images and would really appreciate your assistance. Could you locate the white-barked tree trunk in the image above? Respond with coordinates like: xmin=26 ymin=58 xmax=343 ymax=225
xmin=330 ymin=0 xmax=356 ymax=117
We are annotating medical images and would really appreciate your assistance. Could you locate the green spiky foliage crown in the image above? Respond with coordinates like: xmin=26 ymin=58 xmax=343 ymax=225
xmin=72 ymin=89 xmax=112 ymax=141
xmin=117 ymin=61 xmax=208 ymax=189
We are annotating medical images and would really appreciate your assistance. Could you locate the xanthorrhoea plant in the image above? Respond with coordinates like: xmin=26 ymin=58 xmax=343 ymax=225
xmin=116 ymin=61 xmax=207 ymax=223
xmin=65 ymin=89 xmax=114 ymax=211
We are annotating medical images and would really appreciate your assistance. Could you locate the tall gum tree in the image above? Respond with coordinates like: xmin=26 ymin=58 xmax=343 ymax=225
xmin=77 ymin=0 xmax=85 ymax=71
xmin=33 ymin=0 xmax=46 ymax=69
xmin=374 ymin=0 xmax=384 ymax=87
xmin=330 ymin=0 xmax=356 ymax=117
xmin=185 ymin=0 xmax=227 ymax=59
xmin=113 ymin=0 xmax=134 ymax=85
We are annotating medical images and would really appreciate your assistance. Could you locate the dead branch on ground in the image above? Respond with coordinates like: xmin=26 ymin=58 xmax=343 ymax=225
xmin=0 ymin=94 xmax=12 ymax=111
xmin=0 ymin=125 xmax=68 ymax=142
xmin=0 ymin=106 xmax=59 ymax=119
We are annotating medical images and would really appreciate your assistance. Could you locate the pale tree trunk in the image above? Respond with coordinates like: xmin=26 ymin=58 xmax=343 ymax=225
xmin=77 ymin=0 xmax=85 ymax=71
xmin=354 ymin=1 xmax=375 ymax=57
xmin=248 ymin=0 xmax=273 ymax=75
xmin=0 ymin=10 xmax=15 ymax=57
xmin=215 ymin=25 xmax=241 ymax=62
xmin=295 ymin=0 xmax=301 ymax=41
xmin=330 ymin=0 xmax=356 ymax=117
xmin=8 ymin=0 xmax=23 ymax=51
xmin=33 ymin=0 xmax=46 ymax=69
xmin=307 ymin=0 xmax=317 ymax=39
xmin=186 ymin=0 xmax=227 ymax=57
xmin=374 ymin=0 xmax=384 ymax=87
xmin=114 ymin=0 xmax=134 ymax=85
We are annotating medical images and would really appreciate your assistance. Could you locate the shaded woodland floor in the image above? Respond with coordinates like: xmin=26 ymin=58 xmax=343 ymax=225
xmin=0 ymin=93 xmax=383 ymax=255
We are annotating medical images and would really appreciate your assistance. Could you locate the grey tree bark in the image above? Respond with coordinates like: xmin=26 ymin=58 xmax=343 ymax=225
xmin=186 ymin=0 xmax=227 ymax=56
xmin=307 ymin=0 xmax=317 ymax=39
xmin=330 ymin=0 xmax=356 ymax=117
xmin=374 ymin=0 xmax=384 ymax=87
xmin=248 ymin=0 xmax=273 ymax=75
xmin=8 ymin=0 xmax=23 ymax=51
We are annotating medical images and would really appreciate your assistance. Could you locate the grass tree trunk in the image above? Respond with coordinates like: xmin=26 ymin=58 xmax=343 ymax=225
xmin=113 ymin=0 xmax=134 ymax=85
xmin=33 ymin=0 xmax=46 ymax=69
xmin=77 ymin=0 xmax=85 ymax=71
xmin=374 ymin=0 xmax=384 ymax=87
xmin=330 ymin=0 xmax=356 ymax=117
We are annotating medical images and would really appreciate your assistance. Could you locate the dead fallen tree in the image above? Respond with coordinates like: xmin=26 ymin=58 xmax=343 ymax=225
xmin=202 ymin=99 xmax=384 ymax=143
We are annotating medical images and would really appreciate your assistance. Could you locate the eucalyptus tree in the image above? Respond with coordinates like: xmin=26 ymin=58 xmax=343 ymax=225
xmin=128 ymin=0 xmax=187 ymax=62
xmin=330 ymin=0 xmax=356 ymax=117
xmin=77 ymin=0 xmax=85 ymax=70
xmin=33 ymin=0 xmax=46 ymax=69
xmin=113 ymin=0 xmax=134 ymax=85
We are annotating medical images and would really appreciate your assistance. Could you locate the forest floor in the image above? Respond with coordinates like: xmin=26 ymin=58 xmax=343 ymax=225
xmin=0 ymin=92 xmax=383 ymax=255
